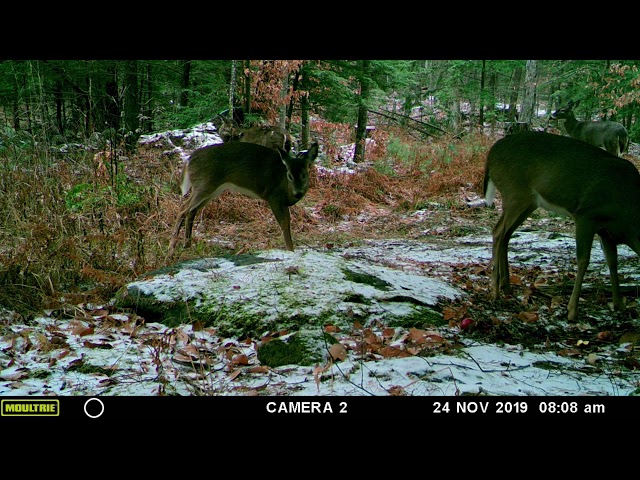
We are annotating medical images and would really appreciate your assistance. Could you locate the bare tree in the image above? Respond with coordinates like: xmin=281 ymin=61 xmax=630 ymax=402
xmin=354 ymin=60 xmax=370 ymax=163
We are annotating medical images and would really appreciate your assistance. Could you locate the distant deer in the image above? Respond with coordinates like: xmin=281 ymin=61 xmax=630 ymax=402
xmin=484 ymin=131 xmax=640 ymax=321
xmin=216 ymin=116 xmax=293 ymax=153
xmin=169 ymin=141 xmax=319 ymax=252
xmin=551 ymin=99 xmax=629 ymax=157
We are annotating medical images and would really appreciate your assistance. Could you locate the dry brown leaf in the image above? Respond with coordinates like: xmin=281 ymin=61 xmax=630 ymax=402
xmin=509 ymin=273 xmax=523 ymax=286
xmin=231 ymin=354 xmax=249 ymax=365
xmin=173 ymin=353 xmax=194 ymax=364
xmin=619 ymin=332 xmax=640 ymax=345
xmin=442 ymin=307 xmax=458 ymax=321
xmin=324 ymin=324 xmax=340 ymax=333
xmin=379 ymin=346 xmax=411 ymax=358
xmin=557 ymin=348 xmax=581 ymax=357
xmin=192 ymin=321 xmax=204 ymax=331
xmin=72 ymin=325 xmax=94 ymax=336
xmin=82 ymin=340 xmax=112 ymax=349
xmin=408 ymin=327 xmax=427 ymax=342
xmin=247 ymin=365 xmax=269 ymax=374
xmin=516 ymin=311 xmax=538 ymax=323
xmin=329 ymin=343 xmax=347 ymax=361
xmin=388 ymin=385 xmax=407 ymax=396
xmin=382 ymin=327 xmax=395 ymax=339
xmin=0 ymin=369 xmax=30 ymax=381
xmin=228 ymin=369 xmax=242 ymax=381
xmin=363 ymin=329 xmax=379 ymax=345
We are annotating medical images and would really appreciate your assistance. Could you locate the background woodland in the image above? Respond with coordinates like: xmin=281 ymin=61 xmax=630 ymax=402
xmin=0 ymin=59 xmax=639 ymax=319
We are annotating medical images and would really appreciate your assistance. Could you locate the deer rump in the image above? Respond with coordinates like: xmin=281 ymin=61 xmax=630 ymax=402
xmin=484 ymin=131 xmax=640 ymax=320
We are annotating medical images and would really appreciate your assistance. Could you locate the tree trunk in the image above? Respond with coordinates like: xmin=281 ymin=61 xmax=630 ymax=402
xmin=123 ymin=60 xmax=140 ymax=151
xmin=299 ymin=64 xmax=310 ymax=150
xmin=520 ymin=60 xmax=537 ymax=124
xmin=507 ymin=64 xmax=522 ymax=122
xmin=354 ymin=60 xmax=370 ymax=163
xmin=478 ymin=60 xmax=486 ymax=132
xmin=180 ymin=60 xmax=191 ymax=108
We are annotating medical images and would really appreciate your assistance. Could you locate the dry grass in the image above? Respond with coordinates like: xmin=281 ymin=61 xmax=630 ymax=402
xmin=0 ymin=129 xmax=494 ymax=320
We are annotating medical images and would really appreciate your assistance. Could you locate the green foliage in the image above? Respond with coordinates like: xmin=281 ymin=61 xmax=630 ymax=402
xmin=386 ymin=135 xmax=417 ymax=164
xmin=65 ymin=176 xmax=145 ymax=213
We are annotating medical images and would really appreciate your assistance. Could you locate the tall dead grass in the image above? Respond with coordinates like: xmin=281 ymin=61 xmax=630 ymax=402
xmin=0 ymin=129 xmax=494 ymax=320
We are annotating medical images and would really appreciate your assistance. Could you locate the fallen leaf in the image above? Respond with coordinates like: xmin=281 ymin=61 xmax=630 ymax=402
xmin=557 ymin=348 xmax=581 ymax=357
xmin=247 ymin=366 xmax=269 ymax=374
xmin=388 ymin=385 xmax=407 ymax=396
xmin=82 ymin=340 xmax=112 ymax=349
xmin=72 ymin=325 xmax=95 ymax=337
xmin=231 ymin=354 xmax=249 ymax=365
xmin=515 ymin=311 xmax=538 ymax=323
xmin=619 ymin=332 xmax=640 ymax=345
xmin=586 ymin=353 xmax=598 ymax=365
xmin=382 ymin=327 xmax=395 ymax=338
xmin=379 ymin=346 xmax=411 ymax=358
xmin=329 ymin=343 xmax=347 ymax=361
xmin=596 ymin=331 xmax=612 ymax=341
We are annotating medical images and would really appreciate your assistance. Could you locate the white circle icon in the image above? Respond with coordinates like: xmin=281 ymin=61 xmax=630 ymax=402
xmin=84 ymin=398 xmax=105 ymax=418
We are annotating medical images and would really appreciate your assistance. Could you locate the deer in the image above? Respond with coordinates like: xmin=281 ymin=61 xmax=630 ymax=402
xmin=216 ymin=116 xmax=293 ymax=153
xmin=551 ymin=99 xmax=629 ymax=157
xmin=484 ymin=130 xmax=640 ymax=322
xmin=169 ymin=141 xmax=319 ymax=253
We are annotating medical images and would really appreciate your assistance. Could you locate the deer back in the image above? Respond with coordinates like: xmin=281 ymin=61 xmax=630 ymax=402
xmin=240 ymin=125 xmax=293 ymax=152
xmin=485 ymin=131 xmax=640 ymax=241
xmin=185 ymin=141 xmax=317 ymax=206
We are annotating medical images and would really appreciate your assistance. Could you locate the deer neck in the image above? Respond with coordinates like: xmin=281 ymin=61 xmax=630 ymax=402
xmin=561 ymin=112 xmax=581 ymax=136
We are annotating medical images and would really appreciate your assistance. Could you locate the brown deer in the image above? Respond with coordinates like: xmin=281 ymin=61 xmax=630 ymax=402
xmin=551 ymin=99 xmax=629 ymax=157
xmin=169 ymin=141 xmax=319 ymax=252
xmin=216 ymin=116 xmax=293 ymax=153
xmin=484 ymin=131 xmax=640 ymax=321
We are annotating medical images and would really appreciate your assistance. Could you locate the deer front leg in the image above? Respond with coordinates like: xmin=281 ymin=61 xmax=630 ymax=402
xmin=269 ymin=201 xmax=294 ymax=251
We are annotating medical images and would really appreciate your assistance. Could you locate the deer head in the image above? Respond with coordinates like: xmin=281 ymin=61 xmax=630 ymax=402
xmin=169 ymin=141 xmax=319 ymax=253
xmin=484 ymin=131 xmax=640 ymax=321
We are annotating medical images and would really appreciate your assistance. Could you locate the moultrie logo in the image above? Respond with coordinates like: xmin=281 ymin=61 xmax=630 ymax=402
xmin=1 ymin=399 xmax=60 ymax=417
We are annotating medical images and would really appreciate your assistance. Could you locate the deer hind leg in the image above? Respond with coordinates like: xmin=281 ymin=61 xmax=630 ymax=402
xmin=567 ymin=222 xmax=597 ymax=321
xmin=268 ymin=199 xmax=294 ymax=251
xmin=598 ymin=231 xmax=623 ymax=312
xmin=169 ymin=199 xmax=192 ymax=251
xmin=172 ymin=189 xmax=220 ymax=249
xmin=491 ymin=200 xmax=536 ymax=299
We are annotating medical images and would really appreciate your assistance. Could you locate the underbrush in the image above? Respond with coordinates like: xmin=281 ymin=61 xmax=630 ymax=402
xmin=0 ymin=129 xmax=493 ymax=320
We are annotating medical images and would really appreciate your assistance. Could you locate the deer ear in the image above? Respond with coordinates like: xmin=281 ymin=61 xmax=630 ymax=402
xmin=294 ymin=142 xmax=319 ymax=161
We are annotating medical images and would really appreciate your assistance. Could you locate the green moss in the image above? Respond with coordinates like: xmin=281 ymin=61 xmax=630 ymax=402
xmin=113 ymin=287 xmax=193 ymax=327
xmin=66 ymin=362 xmax=114 ymax=376
xmin=342 ymin=268 xmax=392 ymax=291
xmin=257 ymin=334 xmax=315 ymax=367
xmin=386 ymin=306 xmax=445 ymax=328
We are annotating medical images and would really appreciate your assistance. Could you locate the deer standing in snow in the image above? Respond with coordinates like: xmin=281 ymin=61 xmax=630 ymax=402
xmin=484 ymin=131 xmax=640 ymax=321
